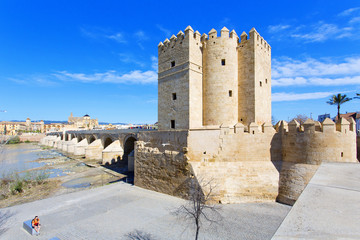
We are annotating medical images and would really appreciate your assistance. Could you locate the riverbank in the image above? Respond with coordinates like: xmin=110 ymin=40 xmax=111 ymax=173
xmin=0 ymin=133 xmax=45 ymax=144
xmin=0 ymin=143 xmax=125 ymax=208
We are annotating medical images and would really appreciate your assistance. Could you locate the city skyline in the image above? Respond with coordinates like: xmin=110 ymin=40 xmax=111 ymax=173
xmin=1 ymin=1 xmax=360 ymax=124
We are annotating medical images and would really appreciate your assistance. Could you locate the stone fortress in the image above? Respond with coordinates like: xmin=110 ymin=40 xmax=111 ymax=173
xmin=41 ymin=26 xmax=358 ymax=206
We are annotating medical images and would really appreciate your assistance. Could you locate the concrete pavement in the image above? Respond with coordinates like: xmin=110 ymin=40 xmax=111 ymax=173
xmin=0 ymin=182 xmax=290 ymax=240
xmin=272 ymin=162 xmax=360 ymax=240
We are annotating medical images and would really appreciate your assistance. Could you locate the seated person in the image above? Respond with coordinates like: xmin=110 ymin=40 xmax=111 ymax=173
xmin=31 ymin=216 xmax=41 ymax=233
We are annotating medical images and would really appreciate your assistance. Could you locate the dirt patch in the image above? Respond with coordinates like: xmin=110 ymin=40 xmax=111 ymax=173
xmin=0 ymin=179 xmax=60 ymax=208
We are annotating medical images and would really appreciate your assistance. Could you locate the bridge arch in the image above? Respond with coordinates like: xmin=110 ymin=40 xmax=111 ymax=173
xmin=87 ymin=135 xmax=96 ymax=144
xmin=77 ymin=135 xmax=84 ymax=142
xmin=70 ymin=133 xmax=76 ymax=140
xmin=103 ymin=137 xmax=114 ymax=149
xmin=123 ymin=134 xmax=137 ymax=174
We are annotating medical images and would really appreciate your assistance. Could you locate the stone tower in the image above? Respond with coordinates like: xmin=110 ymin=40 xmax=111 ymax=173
xmin=158 ymin=26 xmax=271 ymax=130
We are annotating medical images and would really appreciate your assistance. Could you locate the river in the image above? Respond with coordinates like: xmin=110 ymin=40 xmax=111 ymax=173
xmin=0 ymin=143 xmax=49 ymax=177
xmin=0 ymin=142 xmax=124 ymax=189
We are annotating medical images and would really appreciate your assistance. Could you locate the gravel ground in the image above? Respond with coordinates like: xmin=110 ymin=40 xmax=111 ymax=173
xmin=0 ymin=182 xmax=290 ymax=240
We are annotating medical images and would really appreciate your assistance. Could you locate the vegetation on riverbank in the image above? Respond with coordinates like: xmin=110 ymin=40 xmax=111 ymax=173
xmin=6 ymin=136 xmax=20 ymax=144
xmin=0 ymin=171 xmax=50 ymax=200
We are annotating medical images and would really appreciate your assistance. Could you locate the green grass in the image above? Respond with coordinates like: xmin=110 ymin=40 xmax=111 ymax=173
xmin=0 ymin=171 xmax=50 ymax=198
xmin=7 ymin=136 xmax=20 ymax=144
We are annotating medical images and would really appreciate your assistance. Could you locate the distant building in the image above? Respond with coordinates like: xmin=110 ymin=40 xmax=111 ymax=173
xmin=318 ymin=114 xmax=330 ymax=122
xmin=0 ymin=118 xmax=45 ymax=135
xmin=68 ymin=112 xmax=98 ymax=129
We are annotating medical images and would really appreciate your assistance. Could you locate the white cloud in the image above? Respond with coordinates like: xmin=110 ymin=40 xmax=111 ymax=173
xmin=272 ymin=91 xmax=335 ymax=101
xmin=290 ymin=22 xmax=352 ymax=42
xmin=269 ymin=8 xmax=360 ymax=42
xmin=134 ymin=31 xmax=148 ymax=40
xmin=106 ymin=33 xmax=126 ymax=43
xmin=338 ymin=7 xmax=360 ymax=17
xmin=272 ymin=56 xmax=360 ymax=85
xmin=267 ymin=24 xmax=290 ymax=33
xmin=118 ymin=53 xmax=145 ymax=67
xmin=156 ymin=24 xmax=171 ymax=37
xmin=9 ymin=76 xmax=58 ymax=86
xmin=273 ymin=56 xmax=360 ymax=78
xmin=80 ymin=26 xmax=127 ymax=44
xmin=151 ymin=56 xmax=158 ymax=71
xmin=349 ymin=16 xmax=360 ymax=24
xmin=9 ymin=78 xmax=28 ymax=85
xmin=55 ymin=70 xmax=157 ymax=85
xmin=273 ymin=76 xmax=360 ymax=87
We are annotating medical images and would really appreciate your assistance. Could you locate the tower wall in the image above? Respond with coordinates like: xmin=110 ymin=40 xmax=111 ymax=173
xmin=158 ymin=26 xmax=202 ymax=130
xmin=202 ymin=28 xmax=239 ymax=126
xmin=238 ymin=29 xmax=271 ymax=125
xmin=254 ymin=31 xmax=271 ymax=125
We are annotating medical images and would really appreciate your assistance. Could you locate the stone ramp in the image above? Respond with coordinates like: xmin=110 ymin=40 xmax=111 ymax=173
xmin=272 ymin=162 xmax=360 ymax=239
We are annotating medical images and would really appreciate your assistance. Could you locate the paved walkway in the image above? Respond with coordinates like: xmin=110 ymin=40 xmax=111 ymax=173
xmin=272 ymin=162 xmax=360 ymax=239
xmin=0 ymin=182 xmax=290 ymax=240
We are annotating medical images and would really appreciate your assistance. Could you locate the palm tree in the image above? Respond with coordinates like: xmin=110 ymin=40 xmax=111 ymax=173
xmin=327 ymin=93 xmax=352 ymax=121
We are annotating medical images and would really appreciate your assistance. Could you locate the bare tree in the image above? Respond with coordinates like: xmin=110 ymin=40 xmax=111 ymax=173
xmin=125 ymin=230 xmax=155 ymax=240
xmin=291 ymin=114 xmax=309 ymax=125
xmin=173 ymin=177 xmax=222 ymax=240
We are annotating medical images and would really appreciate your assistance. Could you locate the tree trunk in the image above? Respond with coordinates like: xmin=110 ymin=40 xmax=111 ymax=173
xmin=195 ymin=225 xmax=200 ymax=240
xmin=195 ymin=218 xmax=200 ymax=240
xmin=337 ymin=104 xmax=340 ymax=122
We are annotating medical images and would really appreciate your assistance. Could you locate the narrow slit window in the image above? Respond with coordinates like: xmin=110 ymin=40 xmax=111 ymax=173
xmin=229 ymin=90 xmax=232 ymax=97
xmin=341 ymin=152 xmax=344 ymax=157
xmin=221 ymin=59 xmax=226 ymax=65
xmin=171 ymin=120 xmax=175 ymax=129
xmin=172 ymin=93 xmax=177 ymax=100
xmin=265 ymin=78 xmax=268 ymax=84
xmin=171 ymin=61 xmax=175 ymax=67
xmin=260 ymin=81 xmax=262 ymax=87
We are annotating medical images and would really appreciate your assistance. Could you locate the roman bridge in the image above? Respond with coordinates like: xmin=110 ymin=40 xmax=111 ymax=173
xmin=40 ymin=129 xmax=156 ymax=172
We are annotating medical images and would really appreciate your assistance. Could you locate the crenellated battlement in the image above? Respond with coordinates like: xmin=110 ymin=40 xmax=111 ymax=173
xmin=200 ymin=27 xmax=239 ymax=43
xmin=158 ymin=25 xmax=201 ymax=53
xmin=238 ymin=27 xmax=271 ymax=54
xmin=277 ymin=118 xmax=355 ymax=135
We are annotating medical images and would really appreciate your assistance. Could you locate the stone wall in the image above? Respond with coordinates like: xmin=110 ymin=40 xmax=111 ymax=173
xmin=135 ymin=130 xmax=192 ymax=198
xmin=19 ymin=133 xmax=46 ymax=142
xmin=202 ymin=27 xmax=238 ymax=126
xmin=187 ymin=125 xmax=281 ymax=203
xmin=134 ymin=118 xmax=357 ymax=205
xmin=44 ymin=118 xmax=358 ymax=205
xmin=277 ymin=118 xmax=357 ymax=205
xmin=158 ymin=26 xmax=203 ymax=130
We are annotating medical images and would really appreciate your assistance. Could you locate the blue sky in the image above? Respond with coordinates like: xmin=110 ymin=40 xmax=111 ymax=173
xmin=0 ymin=1 xmax=360 ymax=124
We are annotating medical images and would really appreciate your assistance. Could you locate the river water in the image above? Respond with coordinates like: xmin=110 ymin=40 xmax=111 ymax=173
xmin=0 ymin=143 xmax=124 ymax=190
xmin=0 ymin=143 xmax=68 ymax=178
xmin=0 ymin=143 xmax=44 ymax=177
